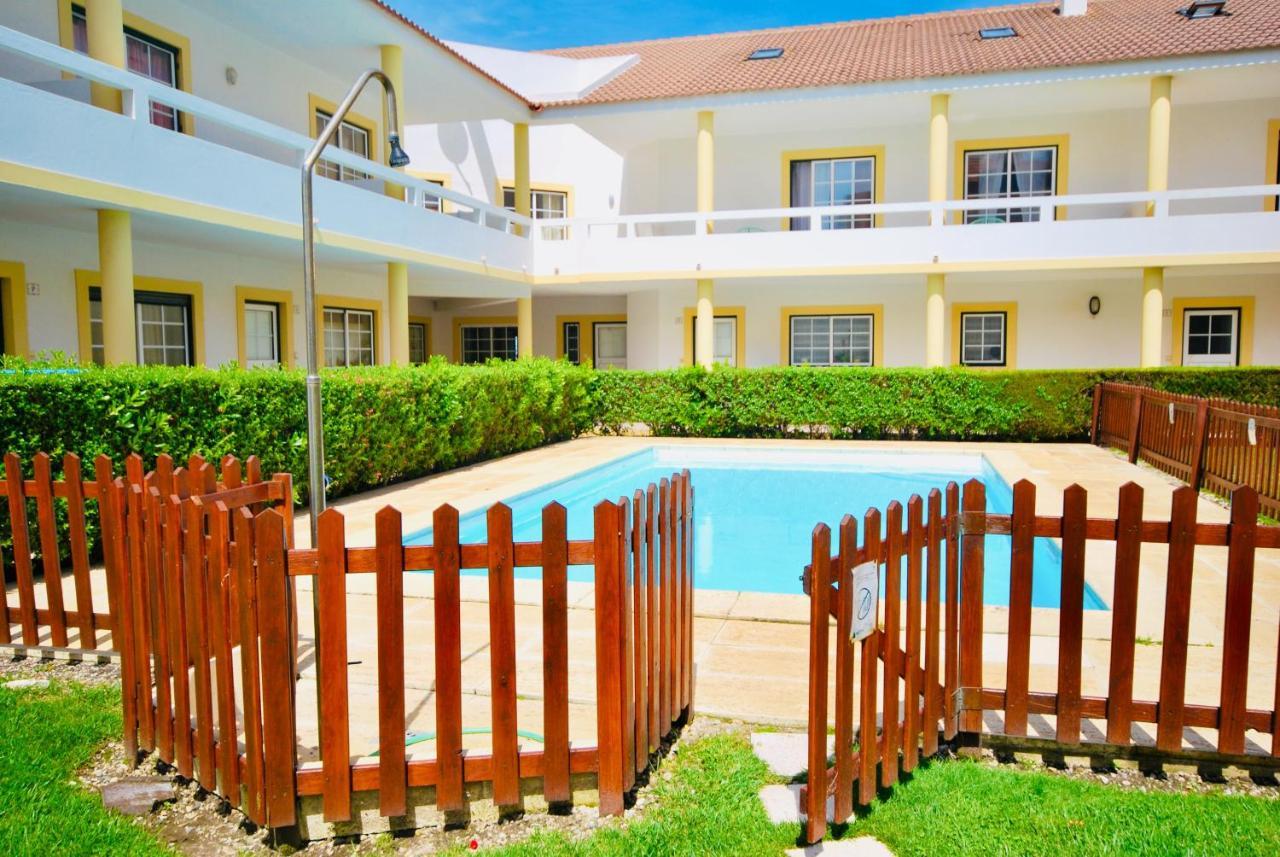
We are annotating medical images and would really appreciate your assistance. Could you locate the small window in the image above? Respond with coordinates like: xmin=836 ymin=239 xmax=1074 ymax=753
xmin=562 ymin=321 xmax=581 ymax=364
xmin=959 ymin=312 xmax=1007 ymax=367
xmin=315 ymin=109 xmax=372 ymax=183
xmin=979 ymin=27 xmax=1018 ymax=39
xmin=408 ymin=322 xmax=428 ymax=364
xmin=323 ymin=307 xmax=375 ymax=367
xmin=421 ymin=180 xmax=445 ymax=213
xmin=790 ymin=315 xmax=874 ymax=367
xmin=1182 ymin=308 xmax=1240 ymax=366
xmin=502 ymin=186 xmax=569 ymax=240
xmin=593 ymin=322 xmax=627 ymax=369
xmin=1179 ymin=1 xmax=1228 ymax=19
xmin=460 ymin=325 xmax=518 ymax=364
xmin=243 ymin=301 xmax=280 ymax=368
xmin=89 ymin=286 xmax=194 ymax=366
xmin=747 ymin=47 xmax=784 ymax=60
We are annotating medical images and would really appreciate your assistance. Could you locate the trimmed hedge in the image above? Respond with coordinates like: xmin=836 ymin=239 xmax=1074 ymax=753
xmin=0 ymin=357 xmax=595 ymax=503
xmin=592 ymin=366 xmax=1280 ymax=441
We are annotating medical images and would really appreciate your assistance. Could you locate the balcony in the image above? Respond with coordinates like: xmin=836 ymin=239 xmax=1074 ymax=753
xmin=529 ymin=187 xmax=1280 ymax=281
xmin=0 ymin=25 xmax=534 ymax=292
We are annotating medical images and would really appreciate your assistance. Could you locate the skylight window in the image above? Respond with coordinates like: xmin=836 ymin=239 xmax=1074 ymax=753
xmin=747 ymin=47 xmax=784 ymax=60
xmin=1179 ymin=1 xmax=1228 ymax=18
xmin=979 ymin=26 xmax=1018 ymax=39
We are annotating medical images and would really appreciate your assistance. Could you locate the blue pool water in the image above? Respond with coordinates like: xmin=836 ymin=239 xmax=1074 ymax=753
xmin=405 ymin=447 xmax=1107 ymax=609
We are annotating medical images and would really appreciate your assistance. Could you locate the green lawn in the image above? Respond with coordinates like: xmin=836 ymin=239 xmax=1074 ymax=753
xmin=3 ymin=679 xmax=1278 ymax=857
xmin=0 ymin=679 xmax=171 ymax=857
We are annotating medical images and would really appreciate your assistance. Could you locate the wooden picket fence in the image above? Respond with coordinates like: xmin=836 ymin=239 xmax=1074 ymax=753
xmin=1092 ymin=382 xmax=1280 ymax=518
xmin=0 ymin=451 xmax=290 ymax=654
xmin=804 ymin=478 xmax=1280 ymax=845
xmin=110 ymin=465 xmax=694 ymax=832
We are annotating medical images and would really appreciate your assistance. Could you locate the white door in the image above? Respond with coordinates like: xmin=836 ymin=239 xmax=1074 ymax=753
xmin=713 ymin=317 xmax=737 ymax=366
xmin=593 ymin=322 xmax=627 ymax=369
xmin=244 ymin=302 xmax=280 ymax=368
xmin=1182 ymin=308 xmax=1239 ymax=367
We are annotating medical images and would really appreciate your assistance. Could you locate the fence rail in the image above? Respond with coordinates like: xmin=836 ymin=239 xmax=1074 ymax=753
xmin=1092 ymin=382 xmax=1280 ymax=518
xmin=804 ymin=477 xmax=1280 ymax=845
xmin=1 ymin=451 xmax=290 ymax=654
xmin=108 ymin=462 xmax=694 ymax=832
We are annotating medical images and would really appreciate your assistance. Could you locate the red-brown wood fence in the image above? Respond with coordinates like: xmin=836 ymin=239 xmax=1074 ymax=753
xmin=1 ymin=451 xmax=290 ymax=654
xmin=107 ymin=465 xmax=694 ymax=832
xmin=1092 ymin=382 xmax=1280 ymax=518
xmin=804 ymin=478 xmax=1280 ymax=845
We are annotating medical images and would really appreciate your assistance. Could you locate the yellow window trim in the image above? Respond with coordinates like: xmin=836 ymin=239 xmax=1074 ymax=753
xmin=554 ymin=314 xmax=627 ymax=365
xmin=495 ymin=179 xmax=575 ymax=237
xmin=57 ymin=0 xmax=195 ymax=134
xmin=317 ymin=294 xmax=383 ymax=367
xmin=779 ymin=146 xmax=887 ymax=231
xmin=953 ymin=134 xmax=1070 ymax=222
xmin=407 ymin=170 xmax=452 ymax=212
xmin=74 ymin=269 xmax=205 ymax=365
xmin=235 ymin=286 xmax=294 ymax=369
xmin=408 ymin=314 xmax=433 ymax=362
xmin=1265 ymin=119 xmax=1279 ymax=213
xmin=950 ymin=301 xmax=1018 ymax=370
xmin=307 ymin=93 xmax=380 ymax=163
xmin=452 ymin=315 xmax=518 ymax=363
xmin=779 ymin=304 xmax=884 ymax=367
xmin=0 ymin=260 xmax=30 ymax=358
xmin=1170 ymin=296 xmax=1255 ymax=367
xmin=681 ymin=305 xmax=746 ymax=368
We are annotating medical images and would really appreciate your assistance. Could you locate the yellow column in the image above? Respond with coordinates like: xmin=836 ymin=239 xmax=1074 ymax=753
xmin=86 ymin=0 xmax=125 ymax=113
xmin=97 ymin=209 xmax=136 ymax=365
xmin=695 ymin=110 xmax=715 ymax=368
xmin=925 ymin=94 xmax=949 ymax=367
xmin=1140 ymin=267 xmax=1164 ymax=368
xmin=514 ymin=122 xmax=533 ymax=357
xmin=1146 ymin=75 xmax=1172 ymax=216
xmin=379 ymin=45 xmax=410 ymax=364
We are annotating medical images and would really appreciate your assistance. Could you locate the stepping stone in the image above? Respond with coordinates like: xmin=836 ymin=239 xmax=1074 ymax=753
xmin=758 ymin=784 xmax=834 ymax=825
xmin=4 ymin=679 xmax=50 ymax=690
xmin=786 ymin=836 xmax=895 ymax=856
xmin=100 ymin=778 xmax=176 ymax=816
xmin=752 ymin=732 xmax=834 ymax=778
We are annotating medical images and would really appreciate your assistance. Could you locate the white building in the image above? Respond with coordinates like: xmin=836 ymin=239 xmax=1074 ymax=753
xmin=1 ymin=0 xmax=1277 ymax=371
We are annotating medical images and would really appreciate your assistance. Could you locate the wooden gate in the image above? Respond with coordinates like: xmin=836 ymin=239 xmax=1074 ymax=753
xmin=804 ymin=478 xmax=1280 ymax=845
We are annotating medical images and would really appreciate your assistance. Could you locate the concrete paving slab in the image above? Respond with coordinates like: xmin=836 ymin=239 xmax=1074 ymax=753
xmin=787 ymin=836 xmax=894 ymax=856
xmin=752 ymin=732 xmax=835 ymax=778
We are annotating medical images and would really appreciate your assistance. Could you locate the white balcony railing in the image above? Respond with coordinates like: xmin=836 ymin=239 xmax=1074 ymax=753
xmin=0 ymin=24 xmax=533 ymax=238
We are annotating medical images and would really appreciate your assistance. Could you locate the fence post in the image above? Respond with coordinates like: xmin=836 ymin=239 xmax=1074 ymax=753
xmin=594 ymin=500 xmax=625 ymax=817
xmin=1188 ymin=399 xmax=1210 ymax=490
xmin=804 ymin=523 xmax=832 ymax=845
xmin=957 ymin=480 xmax=986 ymax=741
xmin=1127 ymin=388 xmax=1144 ymax=464
xmin=1090 ymin=383 xmax=1102 ymax=445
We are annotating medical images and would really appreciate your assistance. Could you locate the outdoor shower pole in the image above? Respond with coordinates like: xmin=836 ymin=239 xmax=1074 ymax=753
xmin=300 ymin=68 xmax=406 ymax=545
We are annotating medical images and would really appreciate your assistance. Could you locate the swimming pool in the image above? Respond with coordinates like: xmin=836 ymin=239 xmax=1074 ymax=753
xmin=405 ymin=446 xmax=1106 ymax=609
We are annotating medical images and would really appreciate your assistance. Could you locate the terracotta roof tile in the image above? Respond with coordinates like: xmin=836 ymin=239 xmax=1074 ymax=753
xmin=540 ymin=0 xmax=1280 ymax=107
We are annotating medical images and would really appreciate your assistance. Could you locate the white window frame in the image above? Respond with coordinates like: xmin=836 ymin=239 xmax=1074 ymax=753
xmin=1182 ymin=308 xmax=1240 ymax=367
xmin=812 ymin=157 xmax=875 ymax=230
xmin=692 ymin=316 xmax=739 ymax=367
xmin=134 ymin=294 xmax=192 ymax=367
xmin=460 ymin=324 xmax=518 ymax=364
xmin=962 ymin=145 xmax=1057 ymax=224
xmin=502 ymin=187 xmax=569 ymax=240
xmin=789 ymin=314 xmax=874 ymax=367
xmin=592 ymin=321 xmax=628 ymax=369
xmin=959 ymin=311 xmax=1008 ymax=367
xmin=243 ymin=301 xmax=280 ymax=369
xmin=315 ymin=109 xmax=372 ymax=183
xmin=323 ymin=307 xmax=376 ymax=367
xmin=89 ymin=287 xmax=194 ymax=366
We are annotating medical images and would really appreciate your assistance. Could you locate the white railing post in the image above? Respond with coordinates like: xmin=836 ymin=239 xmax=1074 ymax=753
xmin=1039 ymin=200 xmax=1054 ymax=222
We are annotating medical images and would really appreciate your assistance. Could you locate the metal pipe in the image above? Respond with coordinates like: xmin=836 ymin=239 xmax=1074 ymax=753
xmin=300 ymin=68 xmax=406 ymax=545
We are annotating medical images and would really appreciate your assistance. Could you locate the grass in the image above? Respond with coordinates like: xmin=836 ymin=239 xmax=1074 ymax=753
xmin=0 ymin=679 xmax=172 ymax=857
xmin=3 ymin=680 xmax=1278 ymax=856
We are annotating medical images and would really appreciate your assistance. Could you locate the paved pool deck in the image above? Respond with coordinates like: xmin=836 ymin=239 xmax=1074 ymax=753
xmin=9 ymin=437 xmax=1280 ymax=760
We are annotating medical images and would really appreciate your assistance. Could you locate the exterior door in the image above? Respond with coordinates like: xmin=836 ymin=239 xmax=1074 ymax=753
xmin=713 ymin=317 xmax=737 ymax=366
xmin=593 ymin=322 xmax=627 ymax=369
xmin=244 ymin=302 xmax=280 ymax=368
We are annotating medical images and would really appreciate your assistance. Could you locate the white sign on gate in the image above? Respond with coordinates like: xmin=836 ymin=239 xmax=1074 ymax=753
xmin=850 ymin=561 xmax=879 ymax=642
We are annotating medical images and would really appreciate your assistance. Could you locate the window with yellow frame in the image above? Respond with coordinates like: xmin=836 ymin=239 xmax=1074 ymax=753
xmin=681 ymin=306 xmax=746 ymax=367
xmin=317 ymin=295 xmax=382 ymax=368
xmin=954 ymin=135 xmax=1069 ymax=223
xmin=58 ymin=0 xmax=194 ymax=134
xmin=497 ymin=180 xmax=573 ymax=240
xmin=308 ymin=93 xmax=379 ymax=183
xmin=408 ymin=316 xmax=433 ymax=363
xmin=780 ymin=146 xmax=886 ymax=231
xmin=74 ymin=270 xmax=205 ymax=366
xmin=951 ymin=302 xmax=1017 ymax=369
xmin=236 ymin=286 xmax=293 ymax=369
xmin=780 ymin=305 xmax=883 ymax=367
xmin=555 ymin=314 xmax=627 ymax=366
xmin=408 ymin=171 xmax=452 ymax=213
xmin=0 ymin=260 xmax=29 ymax=358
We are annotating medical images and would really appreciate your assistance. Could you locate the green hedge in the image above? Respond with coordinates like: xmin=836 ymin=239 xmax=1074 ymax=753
xmin=592 ymin=366 xmax=1280 ymax=441
xmin=0 ymin=357 xmax=595 ymax=503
